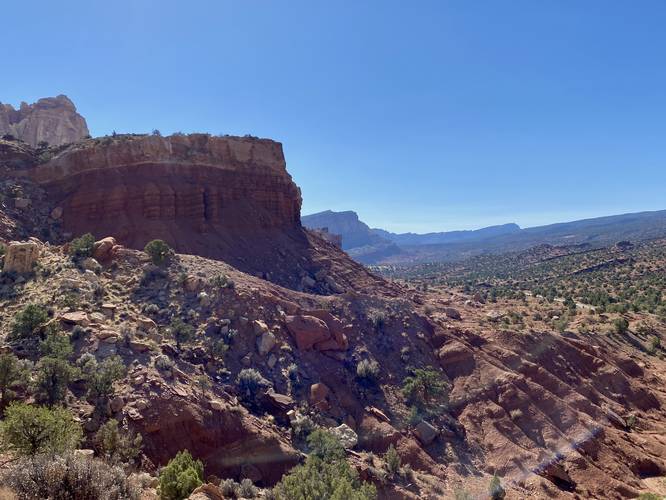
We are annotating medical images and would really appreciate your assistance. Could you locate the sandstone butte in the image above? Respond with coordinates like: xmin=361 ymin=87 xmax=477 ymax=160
xmin=0 ymin=94 xmax=89 ymax=147
xmin=0 ymin=98 xmax=665 ymax=499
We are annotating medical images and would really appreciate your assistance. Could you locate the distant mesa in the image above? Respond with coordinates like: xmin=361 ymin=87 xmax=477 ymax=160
xmin=301 ymin=210 xmax=402 ymax=263
xmin=0 ymin=94 xmax=89 ymax=147
xmin=303 ymin=208 xmax=666 ymax=265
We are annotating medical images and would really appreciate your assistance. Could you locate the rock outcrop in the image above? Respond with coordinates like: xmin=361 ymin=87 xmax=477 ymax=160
xmin=2 ymin=240 xmax=40 ymax=273
xmin=0 ymin=95 xmax=89 ymax=147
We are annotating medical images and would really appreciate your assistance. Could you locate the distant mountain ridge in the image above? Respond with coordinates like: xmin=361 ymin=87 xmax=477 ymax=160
xmin=302 ymin=209 xmax=666 ymax=264
xmin=372 ymin=222 xmax=521 ymax=246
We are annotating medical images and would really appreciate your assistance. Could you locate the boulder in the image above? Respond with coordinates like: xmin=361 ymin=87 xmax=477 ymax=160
xmin=92 ymin=237 xmax=117 ymax=262
xmin=60 ymin=311 xmax=90 ymax=326
xmin=413 ymin=420 xmax=439 ymax=445
xmin=310 ymin=382 xmax=331 ymax=411
xmin=3 ymin=241 xmax=40 ymax=273
xmin=285 ymin=315 xmax=331 ymax=350
xmin=357 ymin=416 xmax=401 ymax=453
xmin=253 ymin=320 xmax=269 ymax=335
xmin=444 ymin=307 xmax=461 ymax=320
xmin=184 ymin=275 xmax=205 ymax=293
xmin=330 ymin=423 xmax=358 ymax=449
xmin=257 ymin=330 xmax=277 ymax=356
xmin=137 ymin=316 xmax=158 ymax=331
xmin=129 ymin=340 xmax=151 ymax=353
xmin=50 ymin=206 xmax=63 ymax=220
xmin=262 ymin=390 xmax=294 ymax=424
xmin=14 ymin=198 xmax=31 ymax=209
xmin=188 ymin=483 xmax=225 ymax=500
xmin=438 ymin=340 xmax=475 ymax=378
xmin=81 ymin=257 xmax=101 ymax=272
xmin=307 ymin=309 xmax=349 ymax=351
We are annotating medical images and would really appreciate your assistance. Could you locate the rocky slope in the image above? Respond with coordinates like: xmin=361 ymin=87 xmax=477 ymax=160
xmin=0 ymin=127 xmax=665 ymax=498
xmin=0 ymin=95 xmax=89 ymax=147
xmin=1 ymin=237 xmax=664 ymax=499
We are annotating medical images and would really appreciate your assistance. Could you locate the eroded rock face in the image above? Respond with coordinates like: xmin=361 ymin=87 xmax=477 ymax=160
xmin=0 ymin=95 xmax=89 ymax=147
xmin=131 ymin=393 xmax=300 ymax=485
xmin=3 ymin=240 xmax=40 ymax=273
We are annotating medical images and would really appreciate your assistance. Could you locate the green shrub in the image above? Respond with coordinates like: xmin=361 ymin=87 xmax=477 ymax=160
xmin=144 ymin=239 xmax=172 ymax=266
xmin=210 ymin=274 xmax=235 ymax=289
xmin=402 ymin=367 xmax=449 ymax=412
xmin=290 ymin=414 xmax=316 ymax=440
xmin=1 ymin=452 xmax=139 ymax=500
xmin=0 ymin=353 xmax=27 ymax=409
xmin=34 ymin=356 xmax=77 ymax=406
xmin=40 ymin=329 xmax=73 ymax=359
xmin=273 ymin=454 xmax=376 ymax=500
xmin=170 ymin=318 xmax=195 ymax=350
xmin=69 ymin=233 xmax=96 ymax=260
xmin=368 ymin=310 xmax=386 ymax=333
xmin=489 ymin=474 xmax=506 ymax=499
xmin=307 ymin=429 xmax=346 ymax=461
xmin=0 ymin=402 xmax=82 ymax=455
xmin=638 ymin=494 xmax=662 ymax=500
xmin=86 ymin=355 xmax=126 ymax=410
xmin=95 ymin=419 xmax=143 ymax=464
xmin=206 ymin=338 xmax=229 ymax=363
xmin=10 ymin=303 xmax=49 ymax=339
xmin=155 ymin=354 xmax=175 ymax=372
xmin=158 ymin=450 xmax=204 ymax=500
xmin=384 ymin=444 xmax=401 ymax=475
xmin=613 ymin=317 xmax=630 ymax=335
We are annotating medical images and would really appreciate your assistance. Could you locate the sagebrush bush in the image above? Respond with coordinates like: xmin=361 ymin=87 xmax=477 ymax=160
xmin=158 ymin=450 xmax=204 ymax=500
xmin=356 ymin=359 xmax=380 ymax=386
xmin=613 ymin=317 xmax=630 ymax=335
xmin=238 ymin=478 xmax=257 ymax=498
xmin=1 ymin=452 xmax=139 ymax=500
xmin=236 ymin=368 xmax=269 ymax=406
xmin=155 ymin=354 xmax=175 ymax=372
xmin=219 ymin=478 xmax=240 ymax=497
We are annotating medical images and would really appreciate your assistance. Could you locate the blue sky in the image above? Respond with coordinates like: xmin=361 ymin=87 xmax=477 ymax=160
xmin=3 ymin=1 xmax=665 ymax=233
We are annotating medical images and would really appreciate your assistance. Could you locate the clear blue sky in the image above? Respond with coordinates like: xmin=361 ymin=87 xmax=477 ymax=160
xmin=3 ymin=1 xmax=665 ymax=233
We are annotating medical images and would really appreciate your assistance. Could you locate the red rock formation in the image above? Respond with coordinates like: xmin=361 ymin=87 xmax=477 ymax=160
xmin=0 ymin=95 xmax=89 ymax=147
xmin=21 ymin=133 xmax=311 ymax=281
xmin=129 ymin=392 xmax=300 ymax=484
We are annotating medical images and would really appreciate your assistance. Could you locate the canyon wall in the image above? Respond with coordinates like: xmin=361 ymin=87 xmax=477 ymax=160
xmin=28 ymin=132 xmax=302 ymax=243
xmin=0 ymin=95 xmax=89 ymax=147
